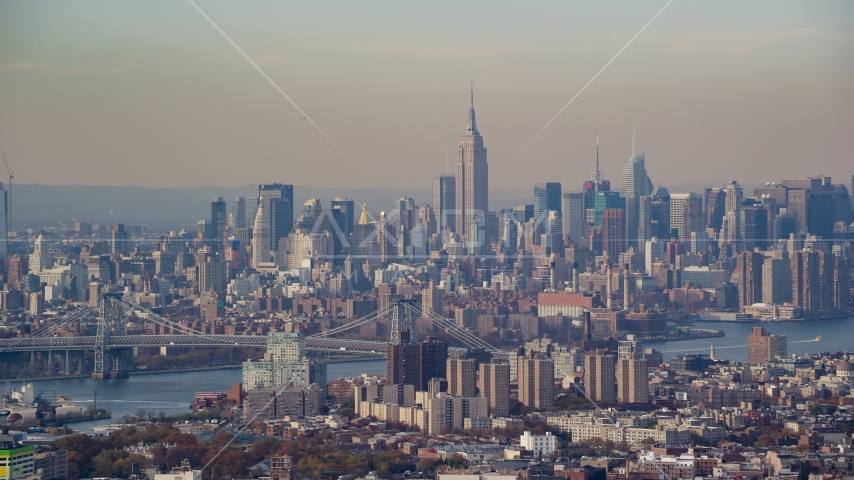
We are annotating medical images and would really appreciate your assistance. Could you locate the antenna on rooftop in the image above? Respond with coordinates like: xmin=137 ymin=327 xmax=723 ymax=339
xmin=632 ymin=117 xmax=636 ymax=159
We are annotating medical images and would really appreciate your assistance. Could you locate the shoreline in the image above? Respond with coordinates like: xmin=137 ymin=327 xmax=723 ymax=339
xmin=697 ymin=313 xmax=854 ymax=323
xmin=639 ymin=332 xmax=726 ymax=343
xmin=3 ymin=356 xmax=383 ymax=383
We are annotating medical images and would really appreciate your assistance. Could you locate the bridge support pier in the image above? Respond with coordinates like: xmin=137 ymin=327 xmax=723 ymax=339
xmin=64 ymin=351 xmax=70 ymax=375
xmin=30 ymin=352 xmax=35 ymax=376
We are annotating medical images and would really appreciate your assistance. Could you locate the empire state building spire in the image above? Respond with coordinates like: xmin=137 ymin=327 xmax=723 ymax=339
xmin=455 ymin=84 xmax=488 ymax=251
xmin=466 ymin=81 xmax=479 ymax=135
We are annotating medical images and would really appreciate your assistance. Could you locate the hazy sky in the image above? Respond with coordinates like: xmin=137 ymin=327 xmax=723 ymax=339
xmin=1 ymin=1 xmax=852 ymax=192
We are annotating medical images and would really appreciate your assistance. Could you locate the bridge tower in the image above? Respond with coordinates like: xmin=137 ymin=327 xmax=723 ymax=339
xmin=389 ymin=300 xmax=417 ymax=346
xmin=93 ymin=294 xmax=127 ymax=379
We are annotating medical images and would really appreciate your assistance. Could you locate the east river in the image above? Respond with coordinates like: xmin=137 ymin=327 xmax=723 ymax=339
xmin=22 ymin=315 xmax=854 ymax=431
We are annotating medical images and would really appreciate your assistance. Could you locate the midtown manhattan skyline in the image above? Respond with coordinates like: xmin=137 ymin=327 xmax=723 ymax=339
xmin=1 ymin=1 xmax=852 ymax=191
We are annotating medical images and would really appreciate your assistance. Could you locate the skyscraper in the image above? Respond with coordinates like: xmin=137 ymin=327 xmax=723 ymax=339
xmin=762 ymin=256 xmax=792 ymax=305
xmin=787 ymin=188 xmax=808 ymax=234
xmin=724 ymin=181 xmax=743 ymax=213
xmin=562 ymin=192 xmax=585 ymax=243
xmin=703 ymin=187 xmax=726 ymax=231
xmin=110 ymin=224 xmax=129 ymax=256
xmin=534 ymin=182 xmax=562 ymax=219
xmin=31 ymin=232 xmax=52 ymax=272
xmin=331 ymin=198 xmax=355 ymax=238
xmin=231 ymin=197 xmax=246 ymax=230
xmin=583 ymin=136 xmax=611 ymax=227
xmin=669 ymin=193 xmax=703 ymax=241
xmin=620 ymin=153 xmax=653 ymax=198
xmin=593 ymin=191 xmax=625 ymax=226
xmin=252 ymin=193 xmax=271 ymax=268
xmin=479 ymin=361 xmax=510 ymax=416
xmin=433 ymin=174 xmax=456 ymax=235
xmin=455 ymin=87 xmax=488 ymax=252
xmin=737 ymin=251 xmax=763 ymax=313
xmin=620 ymin=153 xmax=653 ymax=248
xmin=602 ymin=209 xmax=626 ymax=262
xmin=739 ymin=205 xmax=768 ymax=250
xmin=259 ymin=184 xmax=294 ymax=251
xmin=0 ymin=183 xmax=7 ymax=258
xmin=211 ymin=197 xmax=226 ymax=254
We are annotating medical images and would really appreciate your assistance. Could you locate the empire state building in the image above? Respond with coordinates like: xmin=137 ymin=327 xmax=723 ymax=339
xmin=455 ymin=88 xmax=488 ymax=253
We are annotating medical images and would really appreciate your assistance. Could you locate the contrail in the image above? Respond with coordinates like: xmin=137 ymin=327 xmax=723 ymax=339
xmin=524 ymin=0 xmax=675 ymax=147
xmin=187 ymin=0 xmax=354 ymax=163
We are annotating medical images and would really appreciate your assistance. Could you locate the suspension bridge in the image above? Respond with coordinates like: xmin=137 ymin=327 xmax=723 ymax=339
xmin=0 ymin=294 xmax=501 ymax=378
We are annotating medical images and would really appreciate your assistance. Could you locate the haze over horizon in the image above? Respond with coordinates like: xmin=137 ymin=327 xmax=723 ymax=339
xmin=1 ymin=1 xmax=852 ymax=190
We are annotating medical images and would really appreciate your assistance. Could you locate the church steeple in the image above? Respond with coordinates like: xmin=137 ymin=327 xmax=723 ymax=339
xmin=465 ymin=81 xmax=479 ymax=135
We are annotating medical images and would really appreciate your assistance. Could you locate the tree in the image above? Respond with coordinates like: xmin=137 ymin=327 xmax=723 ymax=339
xmin=446 ymin=454 xmax=468 ymax=470
xmin=640 ymin=437 xmax=656 ymax=447
xmin=754 ymin=434 xmax=773 ymax=448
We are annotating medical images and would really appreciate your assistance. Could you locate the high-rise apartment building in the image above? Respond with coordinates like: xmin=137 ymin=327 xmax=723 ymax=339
xmin=617 ymin=351 xmax=649 ymax=404
xmin=387 ymin=337 xmax=448 ymax=392
xmin=517 ymin=354 xmax=554 ymax=409
xmin=534 ymin=182 xmax=562 ymax=219
xmin=832 ymin=255 xmax=850 ymax=314
xmin=584 ymin=352 xmax=616 ymax=404
xmin=479 ymin=361 xmax=510 ymax=417
xmin=446 ymin=357 xmax=476 ymax=398
xmin=7 ymin=256 xmax=28 ymax=288
xmin=787 ymin=189 xmax=807 ymax=234
xmin=761 ymin=256 xmax=792 ymax=305
xmin=747 ymin=326 xmax=787 ymax=364
xmin=737 ymin=251 xmax=763 ymax=313
xmin=455 ymin=89 xmax=488 ymax=251
xmin=421 ymin=284 xmax=444 ymax=318
xmin=792 ymin=250 xmax=819 ymax=316
xmin=242 ymin=323 xmax=326 ymax=390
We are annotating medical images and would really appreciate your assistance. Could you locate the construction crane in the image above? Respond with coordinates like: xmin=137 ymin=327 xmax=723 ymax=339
xmin=2 ymin=154 xmax=11 ymax=235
